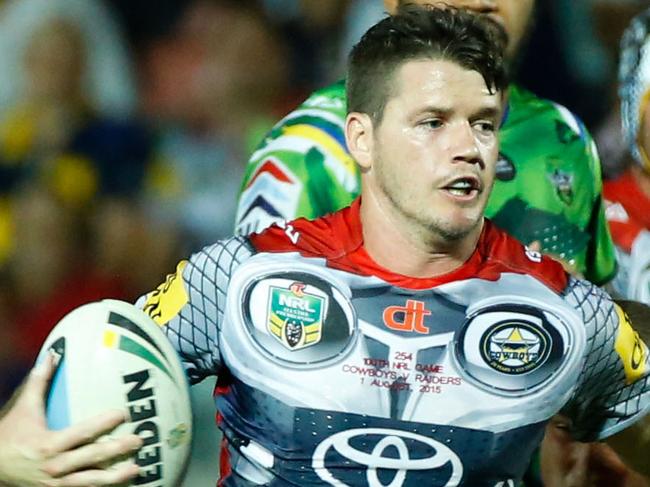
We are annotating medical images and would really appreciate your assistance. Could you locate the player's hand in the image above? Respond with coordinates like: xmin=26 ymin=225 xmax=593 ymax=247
xmin=541 ymin=415 xmax=650 ymax=487
xmin=0 ymin=353 xmax=143 ymax=486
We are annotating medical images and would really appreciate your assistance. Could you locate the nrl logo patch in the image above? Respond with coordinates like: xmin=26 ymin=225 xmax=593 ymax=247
xmin=267 ymin=282 xmax=325 ymax=350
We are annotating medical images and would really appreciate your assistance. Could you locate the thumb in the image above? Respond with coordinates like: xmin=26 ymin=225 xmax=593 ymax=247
xmin=16 ymin=352 xmax=58 ymax=415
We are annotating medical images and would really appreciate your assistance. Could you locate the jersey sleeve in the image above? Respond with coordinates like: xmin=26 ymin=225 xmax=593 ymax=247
xmin=235 ymin=81 xmax=360 ymax=236
xmin=582 ymin=134 xmax=618 ymax=285
xmin=561 ymin=277 xmax=650 ymax=440
xmin=136 ymin=237 xmax=254 ymax=384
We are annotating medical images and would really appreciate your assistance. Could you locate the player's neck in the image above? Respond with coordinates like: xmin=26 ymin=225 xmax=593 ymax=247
xmin=359 ymin=195 xmax=481 ymax=278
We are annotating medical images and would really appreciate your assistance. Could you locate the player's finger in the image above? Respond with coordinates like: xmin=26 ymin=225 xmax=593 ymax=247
xmin=564 ymin=442 xmax=590 ymax=487
xmin=17 ymin=352 xmax=57 ymax=412
xmin=43 ymin=434 xmax=142 ymax=477
xmin=55 ymin=462 xmax=140 ymax=487
xmin=48 ymin=410 xmax=132 ymax=452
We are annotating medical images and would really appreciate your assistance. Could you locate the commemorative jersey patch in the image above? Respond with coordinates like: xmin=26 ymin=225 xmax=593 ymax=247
xmin=455 ymin=303 xmax=572 ymax=395
xmin=241 ymin=271 xmax=356 ymax=366
xmin=479 ymin=321 xmax=551 ymax=375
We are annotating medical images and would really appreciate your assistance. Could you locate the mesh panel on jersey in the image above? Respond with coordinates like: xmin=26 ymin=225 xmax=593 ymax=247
xmin=563 ymin=278 xmax=650 ymax=439
xmin=164 ymin=237 xmax=254 ymax=384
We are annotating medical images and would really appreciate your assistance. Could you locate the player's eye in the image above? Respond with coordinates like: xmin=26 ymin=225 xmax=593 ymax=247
xmin=474 ymin=121 xmax=495 ymax=133
xmin=422 ymin=119 xmax=443 ymax=129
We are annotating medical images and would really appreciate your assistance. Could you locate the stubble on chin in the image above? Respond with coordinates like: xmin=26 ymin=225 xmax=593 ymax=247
xmin=422 ymin=213 xmax=483 ymax=244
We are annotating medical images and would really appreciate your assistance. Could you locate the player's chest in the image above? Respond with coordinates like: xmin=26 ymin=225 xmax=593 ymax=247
xmin=219 ymin=256 xmax=586 ymax=427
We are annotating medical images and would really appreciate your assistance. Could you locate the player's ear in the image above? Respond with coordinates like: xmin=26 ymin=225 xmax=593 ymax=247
xmin=346 ymin=112 xmax=374 ymax=170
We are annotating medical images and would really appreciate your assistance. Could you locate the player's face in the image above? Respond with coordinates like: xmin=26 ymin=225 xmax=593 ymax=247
xmin=367 ymin=59 xmax=501 ymax=241
xmin=384 ymin=0 xmax=534 ymax=58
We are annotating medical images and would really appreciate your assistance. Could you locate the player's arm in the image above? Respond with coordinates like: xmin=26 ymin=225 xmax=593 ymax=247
xmin=602 ymin=299 xmax=650 ymax=476
xmin=563 ymin=287 xmax=650 ymax=477
xmin=136 ymin=237 xmax=254 ymax=384
xmin=0 ymin=353 xmax=142 ymax=487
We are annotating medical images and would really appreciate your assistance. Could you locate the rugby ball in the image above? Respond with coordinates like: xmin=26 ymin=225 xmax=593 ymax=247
xmin=36 ymin=299 xmax=192 ymax=486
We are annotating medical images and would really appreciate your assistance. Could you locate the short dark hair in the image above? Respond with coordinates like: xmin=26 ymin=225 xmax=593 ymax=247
xmin=346 ymin=4 xmax=508 ymax=123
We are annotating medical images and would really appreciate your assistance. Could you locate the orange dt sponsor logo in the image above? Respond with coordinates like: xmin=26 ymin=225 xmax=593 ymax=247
xmin=383 ymin=300 xmax=431 ymax=334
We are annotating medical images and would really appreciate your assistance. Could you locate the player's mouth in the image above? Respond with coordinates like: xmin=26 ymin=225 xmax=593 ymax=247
xmin=441 ymin=176 xmax=482 ymax=199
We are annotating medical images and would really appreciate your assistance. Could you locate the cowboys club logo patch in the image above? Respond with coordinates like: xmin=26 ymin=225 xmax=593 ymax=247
xmin=479 ymin=321 xmax=551 ymax=375
xmin=267 ymin=282 xmax=324 ymax=350
xmin=455 ymin=303 xmax=568 ymax=394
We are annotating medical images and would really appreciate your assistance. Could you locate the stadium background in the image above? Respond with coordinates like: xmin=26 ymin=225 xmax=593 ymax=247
xmin=0 ymin=0 xmax=646 ymax=484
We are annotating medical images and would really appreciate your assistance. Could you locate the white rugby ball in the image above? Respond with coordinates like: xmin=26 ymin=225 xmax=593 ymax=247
xmin=37 ymin=299 xmax=193 ymax=487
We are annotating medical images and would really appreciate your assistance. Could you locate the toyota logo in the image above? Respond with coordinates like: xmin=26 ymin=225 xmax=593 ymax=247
xmin=312 ymin=428 xmax=463 ymax=487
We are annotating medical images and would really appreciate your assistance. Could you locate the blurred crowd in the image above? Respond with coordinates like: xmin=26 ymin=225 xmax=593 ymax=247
xmin=0 ymin=0 xmax=647 ymax=401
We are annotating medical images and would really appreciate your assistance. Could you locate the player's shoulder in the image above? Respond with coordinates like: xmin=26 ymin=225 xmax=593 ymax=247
xmin=482 ymin=219 xmax=569 ymax=293
xmin=186 ymin=236 xmax=257 ymax=273
xmin=506 ymin=84 xmax=593 ymax=145
xmin=299 ymin=79 xmax=347 ymax=113
xmin=269 ymin=79 xmax=347 ymax=127
xmin=245 ymin=79 xmax=348 ymax=162
xmin=249 ymin=203 xmax=355 ymax=259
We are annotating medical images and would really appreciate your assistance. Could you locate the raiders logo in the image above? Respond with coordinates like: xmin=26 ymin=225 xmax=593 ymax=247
xmin=495 ymin=153 xmax=516 ymax=181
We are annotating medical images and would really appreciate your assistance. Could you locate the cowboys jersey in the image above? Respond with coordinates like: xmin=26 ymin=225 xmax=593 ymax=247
xmin=141 ymin=200 xmax=649 ymax=487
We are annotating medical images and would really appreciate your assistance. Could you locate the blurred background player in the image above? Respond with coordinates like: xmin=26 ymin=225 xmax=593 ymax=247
xmin=604 ymin=6 xmax=650 ymax=305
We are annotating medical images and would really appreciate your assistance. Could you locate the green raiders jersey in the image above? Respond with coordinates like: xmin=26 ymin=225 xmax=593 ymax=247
xmin=236 ymin=80 xmax=616 ymax=285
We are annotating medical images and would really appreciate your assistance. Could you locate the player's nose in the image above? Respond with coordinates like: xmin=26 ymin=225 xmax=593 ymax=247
xmin=451 ymin=123 xmax=484 ymax=168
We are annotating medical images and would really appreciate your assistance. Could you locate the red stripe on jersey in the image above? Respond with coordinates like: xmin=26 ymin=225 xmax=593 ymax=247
xmin=217 ymin=437 xmax=232 ymax=486
xmin=249 ymin=198 xmax=568 ymax=293
xmin=608 ymin=219 xmax=644 ymax=254
xmin=604 ymin=169 xmax=650 ymax=252
xmin=245 ymin=158 xmax=294 ymax=189
xmin=604 ymin=170 xmax=650 ymax=229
